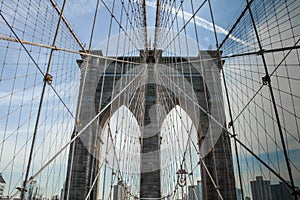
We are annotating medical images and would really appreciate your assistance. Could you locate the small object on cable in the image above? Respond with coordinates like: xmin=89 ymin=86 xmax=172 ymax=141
xmin=44 ymin=73 xmax=53 ymax=85
xmin=228 ymin=121 xmax=233 ymax=128
xmin=262 ymin=75 xmax=270 ymax=85
xmin=16 ymin=187 xmax=27 ymax=192
xmin=292 ymin=189 xmax=300 ymax=196
xmin=76 ymin=120 xmax=82 ymax=127
xmin=99 ymin=137 xmax=104 ymax=144
xmin=257 ymin=49 xmax=265 ymax=55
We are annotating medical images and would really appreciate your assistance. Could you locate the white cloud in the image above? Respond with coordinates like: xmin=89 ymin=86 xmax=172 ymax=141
xmin=64 ymin=0 xmax=98 ymax=18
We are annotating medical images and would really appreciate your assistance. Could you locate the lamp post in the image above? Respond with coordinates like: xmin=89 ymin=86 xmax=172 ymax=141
xmin=176 ymin=165 xmax=188 ymax=199
xmin=176 ymin=165 xmax=188 ymax=187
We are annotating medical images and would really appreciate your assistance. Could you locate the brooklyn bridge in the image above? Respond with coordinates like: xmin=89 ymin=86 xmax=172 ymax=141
xmin=0 ymin=0 xmax=300 ymax=199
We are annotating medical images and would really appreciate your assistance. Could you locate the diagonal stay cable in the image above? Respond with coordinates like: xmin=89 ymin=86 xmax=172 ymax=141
xmin=232 ymin=36 xmax=300 ymax=123
xmin=75 ymin=0 xmax=102 ymax=131
xmin=155 ymin=63 xmax=224 ymax=199
xmin=0 ymin=35 xmax=143 ymax=65
xmin=0 ymin=11 xmax=75 ymax=119
xmin=155 ymin=66 xmax=225 ymax=130
xmin=156 ymin=63 xmax=299 ymax=193
xmin=161 ymin=0 xmax=207 ymax=51
xmin=25 ymin=65 xmax=146 ymax=184
xmin=217 ymin=0 xmax=255 ymax=50
xmin=100 ymin=0 xmax=142 ymax=50
xmin=49 ymin=0 xmax=86 ymax=53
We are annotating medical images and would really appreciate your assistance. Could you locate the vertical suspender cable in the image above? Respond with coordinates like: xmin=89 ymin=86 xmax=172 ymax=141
xmin=245 ymin=0 xmax=297 ymax=199
xmin=207 ymin=0 xmax=244 ymax=199
xmin=21 ymin=0 xmax=67 ymax=199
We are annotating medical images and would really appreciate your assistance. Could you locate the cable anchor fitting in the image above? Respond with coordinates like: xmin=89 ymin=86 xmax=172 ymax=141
xmin=44 ymin=74 xmax=53 ymax=85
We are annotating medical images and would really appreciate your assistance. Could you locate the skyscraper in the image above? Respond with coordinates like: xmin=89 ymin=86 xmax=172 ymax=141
xmin=0 ymin=173 xmax=6 ymax=199
xmin=27 ymin=180 xmax=39 ymax=200
xmin=271 ymin=182 xmax=296 ymax=200
xmin=188 ymin=181 xmax=202 ymax=200
xmin=236 ymin=188 xmax=242 ymax=200
xmin=113 ymin=181 xmax=127 ymax=200
xmin=250 ymin=176 xmax=272 ymax=200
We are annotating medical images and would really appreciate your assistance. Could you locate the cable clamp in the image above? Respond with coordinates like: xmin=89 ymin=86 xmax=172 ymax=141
xmin=160 ymin=136 xmax=162 ymax=145
xmin=257 ymin=49 xmax=265 ymax=55
xmin=76 ymin=120 xmax=82 ymax=127
xmin=16 ymin=187 xmax=27 ymax=192
xmin=231 ymin=133 xmax=238 ymax=138
xmin=228 ymin=121 xmax=233 ymax=128
xmin=262 ymin=74 xmax=270 ymax=85
xmin=44 ymin=73 xmax=53 ymax=85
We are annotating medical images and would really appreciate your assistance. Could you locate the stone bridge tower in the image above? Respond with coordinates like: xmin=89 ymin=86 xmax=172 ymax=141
xmin=64 ymin=50 xmax=236 ymax=200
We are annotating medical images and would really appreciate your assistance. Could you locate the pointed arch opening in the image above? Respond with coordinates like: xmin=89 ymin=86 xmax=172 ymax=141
xmin=160 ymin=105 xmax=202 ymax=199
xmin=98 ymin=105 xmax=141 ymax=199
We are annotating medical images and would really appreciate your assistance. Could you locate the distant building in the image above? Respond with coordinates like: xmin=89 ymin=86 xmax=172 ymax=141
xmin=0 ymin=173 xmax=6 ymax=198
xmin=183 ymin=193 xmax=188 ymax=200
xmin=27 ymin=180 xmax=39 ymax=200
xmin=188 ymin=180 xmax=201 ymax=200
xmin=236 ymin=188 xmax=242 ymax=200
xmin=51 ymin=195 xmax=59 ymax=200
xmin=113 ymin=181 xmax=127 ymax=200
xmin=250 ymin=176 xmax=272 ymax=200
xmin=271 ymin=182 xmax=296 ymax=200
xmin=60 ymin=185 xmax=65 ymax=199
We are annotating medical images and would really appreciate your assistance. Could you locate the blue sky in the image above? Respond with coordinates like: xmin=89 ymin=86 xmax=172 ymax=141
xmin=61 ymin=0 xmax=247 ymax=52
xmin=1 ymin=0 xmax=300 ymax=198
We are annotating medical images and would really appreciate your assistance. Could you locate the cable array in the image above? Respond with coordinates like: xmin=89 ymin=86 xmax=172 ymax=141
xmin=0 ymin=0 xmax=299 ymax=199
xmin=220 ymin=0 xmax=300 ymax=199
